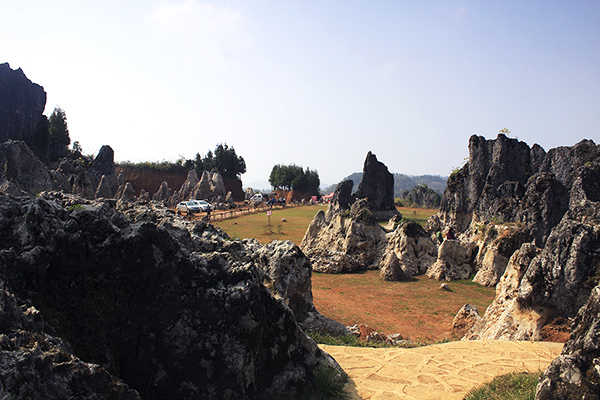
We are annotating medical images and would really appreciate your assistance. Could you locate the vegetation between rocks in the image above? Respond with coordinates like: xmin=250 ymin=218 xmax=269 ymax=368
xmin=464 ymin=371 xmax=542 ymax=400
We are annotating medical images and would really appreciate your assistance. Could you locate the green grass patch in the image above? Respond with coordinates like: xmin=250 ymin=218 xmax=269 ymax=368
xmin=464 ymin=371 xmax=542 ymax=400
xmin=382 ymin=206 xmax=438 ymax=227
xmin=306 ymin=331 xmax=400 ymax=348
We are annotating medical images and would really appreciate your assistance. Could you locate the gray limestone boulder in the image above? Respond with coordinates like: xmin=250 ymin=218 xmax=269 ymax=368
xmin=248 ymin=239 xmax=349 ymax=336
xmin=95 ymin=174 xmax=118 ymax=199
xmin=465 ymin=243 xmax=542 ymax=340
xmin=300 ymin=200 xmax=387 ymax=273
xmin=210 ymin=171 xmax=227 ymax=198
xmin=178 ymin=169 xmax=199 ymax=199
xmin=402 ymin=185 xmax=441 ymax=208
xmin=152 ymin=181 xmax=172 ymax=202
xmin=452 ymin=304 xmax=481 ymax=338
xmin=379 ymin=221 xmax=437 ymax=280
xmin=426 ymin=239 xmax=475 ymax=281
xmin=192 ymin=170 xmax=212 ymax=200
xmin=472 ymin=224 xmax=531 ymax=287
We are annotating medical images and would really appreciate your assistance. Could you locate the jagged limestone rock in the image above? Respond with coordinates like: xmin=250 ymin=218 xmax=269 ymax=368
xmin=465 ymin=243 xmax=542 ymax=340
xmin=379 ymin=221 xmax=437 ymax=280
xmin=152 ymin=181 xmax=172 ymax=202
xmin=300 ymin=200 xmax=387 ymax=273
xmin=452 ymin=304 xmax=481 ymax=338
xmin=426 ymin=239 xmax=475 ymax=281
xmin=192 ymin=170 xmax=212 ymax=200
xmin=248 ymin=239 xmax=349 ymax=336
xmin=472 ymin=224 xmax=531 ymax=287
xmin=402 ymin=185 xmax=441 ymax=208
xmin=536 ymin=284 xmax=600 ymax=400
xmin=354 ymin=151 xmax=399 ymax=220
xmin=0 ymin=140 xmax=54 ymax=195
xmin=210 ymin=171 xmax=227 ymax=198
xmin=0 ymin=193 xmax=344 ymax=400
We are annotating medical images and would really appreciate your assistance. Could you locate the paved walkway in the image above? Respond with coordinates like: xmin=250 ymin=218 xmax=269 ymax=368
xmin=320 ymin=340 xmax=563 ymax=400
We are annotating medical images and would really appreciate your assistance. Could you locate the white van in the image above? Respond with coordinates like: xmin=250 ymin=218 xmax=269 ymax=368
xmin=249 ymin=193 xmax=264 ymax=204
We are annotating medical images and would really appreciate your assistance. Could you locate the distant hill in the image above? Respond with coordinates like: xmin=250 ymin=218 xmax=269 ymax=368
xmin=322 ymin=173 xmax=448 ymax=198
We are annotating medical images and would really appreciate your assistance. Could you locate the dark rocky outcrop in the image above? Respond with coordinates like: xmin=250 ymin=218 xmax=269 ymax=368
xmin=0 ymin=193 xmax=342 ymax=399
xmin=402 ymin=185 xmax=441 ymax=208
xmin=0 ymin=140 xmax=54 ymax=195
xmin=0 ymin=63 xmax=48 ymax=161
xmin=355 ymin=151 xmax=399 ymax=220
xmin=0 ymin=285 xmax=140 ymax=400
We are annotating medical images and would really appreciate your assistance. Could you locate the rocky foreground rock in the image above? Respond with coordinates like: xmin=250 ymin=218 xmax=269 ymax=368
xmin=0 ymin=192 xmax=344 ymax=399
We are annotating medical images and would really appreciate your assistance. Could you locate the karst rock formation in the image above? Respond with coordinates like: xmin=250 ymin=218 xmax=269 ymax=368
xmin=0 ymin=192 xmax=345 ymax=399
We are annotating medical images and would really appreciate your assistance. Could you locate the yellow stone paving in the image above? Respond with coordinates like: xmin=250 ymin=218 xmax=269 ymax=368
xmin=320 ymin=340 xmax=563 ymax=400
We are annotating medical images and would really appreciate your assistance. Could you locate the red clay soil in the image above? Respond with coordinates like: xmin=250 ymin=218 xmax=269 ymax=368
xmin=311 ymin=270 xmax=497 ymax=343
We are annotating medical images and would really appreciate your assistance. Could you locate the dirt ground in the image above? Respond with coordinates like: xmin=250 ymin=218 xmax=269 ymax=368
xmin=311 ymin=270 xmax=497 ymax=342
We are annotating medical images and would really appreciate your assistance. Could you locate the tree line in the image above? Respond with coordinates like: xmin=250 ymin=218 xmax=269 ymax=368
xmin=269 ymin=164 xmax=320 ymax=195
xmin=50 ymin=107 xmax=322 ymax=192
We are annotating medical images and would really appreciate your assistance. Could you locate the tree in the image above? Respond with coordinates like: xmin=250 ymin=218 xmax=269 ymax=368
xmin=213 ymin=143 xmax=246 ymax=178
xmin=191 ymin=144 xmax=246 ymax=179
xmin=49 ymin=106 xmax=70 ymax=146
xmin=269 ymin=164 xmax=320 ymax=195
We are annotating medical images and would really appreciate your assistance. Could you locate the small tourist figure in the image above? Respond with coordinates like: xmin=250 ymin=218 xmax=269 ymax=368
xmin=446 ymin=227 xmax=455 ymax=240
xmin=436 ymin=230 xmax=443 ymax=243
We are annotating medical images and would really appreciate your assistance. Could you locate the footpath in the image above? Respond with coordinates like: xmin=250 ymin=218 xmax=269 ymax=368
xmin=320 ymin=340 xmax=563 ymax=400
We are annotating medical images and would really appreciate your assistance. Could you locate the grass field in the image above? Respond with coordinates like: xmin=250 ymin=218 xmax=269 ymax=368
xmin=212 ymin=205 xmax=327 ymax=244
xmin=395 ymin=207 xmax=438 ymax=226
xmin=212 ymin=205 xmax=438 ymax=245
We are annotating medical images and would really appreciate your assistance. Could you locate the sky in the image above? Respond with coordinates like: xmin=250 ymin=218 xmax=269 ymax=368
xmin=1 ymin=0 xmax=599 ymax=188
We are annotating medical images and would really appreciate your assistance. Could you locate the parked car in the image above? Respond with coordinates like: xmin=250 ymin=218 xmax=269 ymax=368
xmin=194 ymin=200 xmax=213 ymax=212
xmin=249 ymin=193 xmax=264 ymax=205
xmin=176 ymin=201 xmax=202 ymax=214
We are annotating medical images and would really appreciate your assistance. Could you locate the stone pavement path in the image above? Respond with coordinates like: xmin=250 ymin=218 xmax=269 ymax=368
xmin=320 ymin=340 xmax=563 ymax=400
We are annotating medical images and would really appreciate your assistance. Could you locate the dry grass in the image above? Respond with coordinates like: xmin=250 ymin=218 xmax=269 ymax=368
xmin=211 ymin=205 xmax=326 ymax=245
xmin=312 ymin=271 xmax=495 ymax=341
xmin=212 ymin=204 xmax=495 ymax=341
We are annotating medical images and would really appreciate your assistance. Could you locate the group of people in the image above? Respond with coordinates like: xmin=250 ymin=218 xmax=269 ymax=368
xmin=436 ymin=227 xmax=456 ymax=243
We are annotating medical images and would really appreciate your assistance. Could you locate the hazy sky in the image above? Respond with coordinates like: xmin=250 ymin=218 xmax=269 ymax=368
xmin=2 ymin=0 xmax=599 ymax=187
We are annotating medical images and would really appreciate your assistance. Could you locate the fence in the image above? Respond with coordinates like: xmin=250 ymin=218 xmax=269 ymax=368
xmin=205 ymin=202 xmax=305 ymax=222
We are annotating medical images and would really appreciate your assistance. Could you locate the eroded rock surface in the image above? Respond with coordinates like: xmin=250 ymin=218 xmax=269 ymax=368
xmin=0 ymin=192 xmax=342 ymax=399
xmin=465 ymin=159 xmax=600 ymax=341
xmin=301 ymin=183 xmax=387 ymax=273
xmin=536 ymin=284 xmax=600 ymax=400
xmin=402 ymin=185 xmax=441 ymax=208
xmin=379 ymin=221 xmax=437 ymax=281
